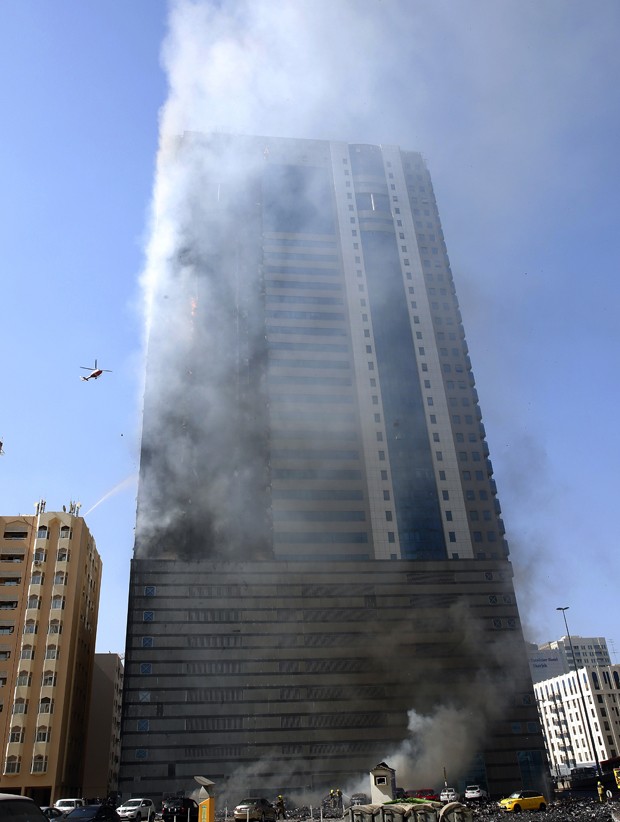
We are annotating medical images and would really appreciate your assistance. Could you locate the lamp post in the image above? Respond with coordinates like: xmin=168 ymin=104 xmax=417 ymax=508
xmin=556 ymin=606 xmax=602 ymax=778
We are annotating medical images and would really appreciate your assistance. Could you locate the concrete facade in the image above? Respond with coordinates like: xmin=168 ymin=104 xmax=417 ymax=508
xmin=0 ymin=503 xmax=101 ymax=803
xmin=121 ymin=135 xmax=546 ymax=802
xmin=537 ymin=636 xmax=611 ymax=674
xmin=83 ymin=653 xmax=124 ymax=799
xmin=534 ymin=665 xmax=620 ymax=775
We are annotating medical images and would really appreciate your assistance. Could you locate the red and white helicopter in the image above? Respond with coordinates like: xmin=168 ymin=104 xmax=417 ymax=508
xmin=80 ymin=359 xmax=112 ymax=382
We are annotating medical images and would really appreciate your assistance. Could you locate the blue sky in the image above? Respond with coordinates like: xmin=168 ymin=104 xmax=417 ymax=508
xmin=1 ymin=0 xmax=619 ymax=657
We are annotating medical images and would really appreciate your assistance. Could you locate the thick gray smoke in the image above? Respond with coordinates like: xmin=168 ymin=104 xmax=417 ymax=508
xmin=136 ymin=0 xmax=418 ymax=556
xmin=137 ymin=134 xmax=273 ymax=556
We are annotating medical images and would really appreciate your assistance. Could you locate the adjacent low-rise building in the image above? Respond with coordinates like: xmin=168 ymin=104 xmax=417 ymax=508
xmin=0 ymin=502 xmax=101 ymax=804
xmin=534 ymin=665 xmax=620 ymax=775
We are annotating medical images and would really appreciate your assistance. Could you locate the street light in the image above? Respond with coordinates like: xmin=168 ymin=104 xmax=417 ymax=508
xmin=556 ymin=606 xmax=602 ymax=778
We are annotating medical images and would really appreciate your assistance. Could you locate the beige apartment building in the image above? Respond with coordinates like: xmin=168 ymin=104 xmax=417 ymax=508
xmin=0 ymin=502 xmax=101 ymax=804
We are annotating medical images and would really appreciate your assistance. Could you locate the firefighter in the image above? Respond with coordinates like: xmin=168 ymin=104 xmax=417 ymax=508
xmin=275 ymin=795 xmax=286 ymax=820
xmin=597 ymin=781 xmax=604 ymax=803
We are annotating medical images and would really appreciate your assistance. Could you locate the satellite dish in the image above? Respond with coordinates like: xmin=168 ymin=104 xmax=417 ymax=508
xmin=194 ymin=776 xmax=215 ymax=787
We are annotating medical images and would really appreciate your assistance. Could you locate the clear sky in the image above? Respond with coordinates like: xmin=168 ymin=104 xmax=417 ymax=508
xmin=1 ymin=0 xmax=619 ymax=658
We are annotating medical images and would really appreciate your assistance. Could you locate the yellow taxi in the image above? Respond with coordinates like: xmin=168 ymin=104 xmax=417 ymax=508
xmin=498 ymin=790 xmax=547 ymax=812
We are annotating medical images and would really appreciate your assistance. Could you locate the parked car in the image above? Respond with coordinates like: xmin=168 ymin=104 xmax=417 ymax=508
xmin=55 ymin=801 xmax=87 ymax=814
xmin=63 ymin=808 xmax=120 ymax=822
xmin=439 ymin=788 xmax=460 ymax=803
xmin=498 ymin=791 xmax=547 ymax=812
xmin=464 ymin=786 xmax=488 ymax=800
xmin=41 ymin=809 xmax=65 ymax=819
xmin=117 ymin=800 xmax=155 ymax=822
xmin=234 ymin=798 xmax=277 ymax=822
xmin=161 ymin=798 xmax=198 ymax=822
xmin=409 ymin=790 xmax=440 ymax=802
xmin=0 ymin=793 xmax=48 ymax=821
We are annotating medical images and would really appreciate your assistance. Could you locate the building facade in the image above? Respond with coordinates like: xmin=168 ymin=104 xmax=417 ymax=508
xmin=534 ymin=665 xmax=620 ymax=775
xmin=0 ymin=503 xmax=101 ymax=804
xmin=121 ymin=135 xmax=546 ymax=801
xmin=83 ymin=653 xmax=124 ymax=800
xmin=536 ymin=636 xmax=611 ymax=675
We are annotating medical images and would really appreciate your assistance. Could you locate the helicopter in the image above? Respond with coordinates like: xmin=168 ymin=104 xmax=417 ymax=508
xmin=80 ymin=359 xmax=112 ymax=381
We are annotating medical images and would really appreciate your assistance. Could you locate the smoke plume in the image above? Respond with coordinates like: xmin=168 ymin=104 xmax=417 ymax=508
xmin=130 ymin=0 xmax=540 ymax=799
xmin=136 ymin=0 xmax=422 ymax=556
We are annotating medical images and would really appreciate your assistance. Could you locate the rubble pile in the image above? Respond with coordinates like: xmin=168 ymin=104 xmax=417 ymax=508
xmin=469 ymin=797 xmax=618 ymax=822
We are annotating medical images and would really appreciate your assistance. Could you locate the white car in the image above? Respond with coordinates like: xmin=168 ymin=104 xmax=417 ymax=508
xmin=117 ymin=799 xmax=156 ymax=821
xmin=54 ymin=799 xmax=87 ymax=812
xmin=440 ymin=788 xmax=459 ymax=803
xmin=464 ymin=785 xmax=488 ymax=800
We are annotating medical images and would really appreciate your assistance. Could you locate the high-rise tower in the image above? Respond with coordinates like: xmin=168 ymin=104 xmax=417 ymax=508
xmin=120 ymin=135 xmax=545 ymax=801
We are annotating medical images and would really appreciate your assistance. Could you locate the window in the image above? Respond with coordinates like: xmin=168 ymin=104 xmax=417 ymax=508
xmin=31 ymin=755 xmax=48 ymax=773
xmin=51 ymin=596 xmax=65 ymax=610
xmin=38 ymin=698 xmax=53 ymax=714
xmin=45 ymin=645 xmax=58 ymax=660
xmin=57 ymin=548 xmax=69 ymax=562
xmin=59 ymin=526 xmax=71 ymax=540
xmin=42 ymin=670 xmax=56 ymax=687
xmin=9 ymin=726 xmax=24 ymax=743
xmin=21 ymin=645 xmax=34 ymax=660
xmin=53 ymin=572 xmax=66 ymax=585
xmin=36 ymin=726 xmax=50 ymax=743
xmin=385 ymin=511 xmax=393 ymax=522
xmin=48 ymin=620 xmax=61 ymax=635
xmin=16 ymin=671 xmax=30 ymax=686
xmin=37 ymin=527 xmax=48 ymax=539
xmin=27 ymin=595 xmax=40 ymax=610
xmin=12 ymin=699 xmax=27 ymax=715
xmin=4 ymin=755 xmax=20 ymax=774
xmin=24 ymin=621 xmax=37 ymax=634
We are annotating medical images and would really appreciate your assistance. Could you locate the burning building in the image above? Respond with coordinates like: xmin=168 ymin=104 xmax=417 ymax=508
xmin=119 ymin=134 xmax=546 ymax=801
